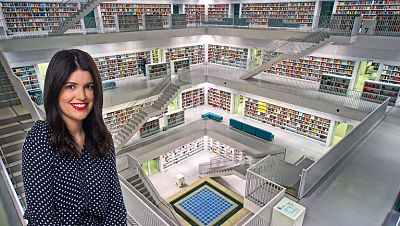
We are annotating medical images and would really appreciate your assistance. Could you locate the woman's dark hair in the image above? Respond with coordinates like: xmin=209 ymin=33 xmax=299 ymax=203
xmin=44 ymin=49 xmax=113 ymax=158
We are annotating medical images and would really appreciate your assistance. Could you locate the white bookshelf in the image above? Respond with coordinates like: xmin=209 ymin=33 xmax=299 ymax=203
xmin=244 ymin=97 xmax=332 ymax=144
xmin=11 ymin=65 xmax=43 ymax=105
xmin=319 ymin=74 xmax=351 ymax=96
xmin=171 ymin=58 xmax=190 ymax=74
xmin=380 ymin=64 xmax=400 ymax=85
xmin=165 ymin=45 xmax=205 ymax=65
xmin=160 ymin=137 xmax=204 ymax=171
xmin=139 ymin=117 xmax=160 ymax=138
xmin=146 ymin=62 xmax=171 ymax=80
xmin=361 ymin=80 xmax=400 ymax=106
xmin=206 ymin=136 xmax=253 ymax=164
xmin=163 ymin=109 xmax=185 ymax=129
xmin=207 ymin=87 xmax=232 ymax=113
xmin=181 ymin=88 xmax=205 ymax=109
xmin=208 ymin=44 xmax=249 ymax=69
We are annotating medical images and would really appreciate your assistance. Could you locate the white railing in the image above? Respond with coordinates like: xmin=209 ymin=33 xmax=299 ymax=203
xmin=242 ymin=186 xmax=285 ymax=226
xmin=298 ymin=98 xmax=390 ymax=198
xmin=0 ymin=155 xmax=26 ymax=226
xmin=119 ymin=179 xmax=177 ymax=226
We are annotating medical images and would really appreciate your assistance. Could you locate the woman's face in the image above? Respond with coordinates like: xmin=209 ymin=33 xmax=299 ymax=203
xmin=58 ymin=69 xmax=94 ymax=126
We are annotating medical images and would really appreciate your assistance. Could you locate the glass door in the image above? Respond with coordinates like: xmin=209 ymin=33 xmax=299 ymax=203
xmin=140 ymin=158 xmax=160 ymax=176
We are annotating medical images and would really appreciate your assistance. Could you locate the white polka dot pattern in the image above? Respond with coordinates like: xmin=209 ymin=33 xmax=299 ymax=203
xmin=22 ymin=120 xmax=127 ymax=225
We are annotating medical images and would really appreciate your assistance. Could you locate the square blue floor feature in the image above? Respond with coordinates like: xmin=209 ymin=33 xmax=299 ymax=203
xmin=174 ymin=184 xmax=238 ymax=226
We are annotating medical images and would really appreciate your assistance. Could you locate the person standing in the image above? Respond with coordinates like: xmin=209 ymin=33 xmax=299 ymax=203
xmin=22 ymin=49 xmax=127 ymax=225
xmin=140 ymin=56 xmax=148 ymax=76
xmin=195 ymin=10 xmax=200 ymax=27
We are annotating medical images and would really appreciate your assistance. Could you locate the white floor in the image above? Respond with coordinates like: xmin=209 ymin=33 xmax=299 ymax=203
xmin=183 ymin=105 xmax=331 ymax=163
xmin=149 ymin=150 xmax=246 ymax=200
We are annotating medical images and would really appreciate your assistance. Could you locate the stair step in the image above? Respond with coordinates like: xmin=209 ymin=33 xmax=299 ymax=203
xmin=7 ymin=159 xmax=22 ymax=168
xmin=3 ymin=149 xmax=21 ymax=159
xmin=0 ymin=91 xmax=18 ymax=100
xmin=0 ymin=121 xmax=33 ymax=137
xmin=0 ymin=85 xmax=15 ymax=94
xmin=0 ymin=131 xmax=27 ymax=146
xmin=0 ymin=98 xmax=21 ymax=108
xmin=0 ymin=113 xmax=31 ymax=126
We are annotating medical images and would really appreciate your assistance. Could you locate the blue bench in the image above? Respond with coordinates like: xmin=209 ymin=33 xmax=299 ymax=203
xmin=201 ymin=112 xmax=223 ymax=122
xmin=102 ymin=81 xmax=116 ymax=90
xmin=229 ymin=118 xmax=274 ymax=142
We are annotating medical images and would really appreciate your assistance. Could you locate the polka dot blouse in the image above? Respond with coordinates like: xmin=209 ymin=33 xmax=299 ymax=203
xmin=22 ymin=120 xmax=127 ymax=225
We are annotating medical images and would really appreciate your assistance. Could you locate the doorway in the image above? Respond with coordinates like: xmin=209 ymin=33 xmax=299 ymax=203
xmin=354 ymin=61 xmax=380 ymax=91
xmin=234 ymin=94 xmax=244 ymax=115
xmin=250 ymin=48 xmax=262 ymax=68
xmin=141 ymin=158 xmax=160 ymax=176
xmin=168 ymin=96 xmax=180 ymax=112
xmin=330 ymin=121 xmax=353 ymax=146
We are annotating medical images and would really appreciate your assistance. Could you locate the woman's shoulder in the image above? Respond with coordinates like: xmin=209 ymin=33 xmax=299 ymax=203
xmin=26 ymin=120 xmax=52 ymax=142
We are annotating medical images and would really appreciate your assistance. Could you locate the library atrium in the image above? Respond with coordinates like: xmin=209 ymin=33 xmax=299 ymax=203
xmin=0 ymin=0 xmax=400 ymax=226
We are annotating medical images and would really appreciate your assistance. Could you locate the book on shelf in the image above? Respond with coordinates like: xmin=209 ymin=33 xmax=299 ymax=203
xmin=244 ymin=97 xmax=332 ymax=143
xmin=361 ymin=80 xmax=400 ymax=106
xmin=117 ymin=15 xmax=139 ymax=31
xmin=319 ymin=74 xmax=352 ymax=96
xmin=11 ymin=65 xmax=43 ymax=105
xmin=100 ymin=3 xmax=171 ymax=28
xmin=143 ymin=14 xmax=164 ymax=31
xmin=207 ymin=87 xmax=232 ymax=112
xmin=160 ymin=137 xmax=204 ymax=171
xmin=207 ymin=4 xmax=229 ymax=21
xmin=264 ymin=52 xmax=356 ymax=81
xmin=168 ymin=14 xmax=187 ymax=29
xmin=140 ymin=117 xmax=160 ymax=138
xmin=163 ymin=109 xmax=185 ymax=129
xmin=94 ymin=51 xmax=151 ymax=81
xmin=184 ymin=4 xmax=206 ymax=24
xmin=206 ymin=136 xmax=253 ymax=164
xmin=181 ymin=88 xmax=205 ymax=109
xmin=240 ymin=2 xmax=315 ymax=27
xmin=146 ymin=62 xmax=171 ymax=80
xmin=208 ymin=44 xmax=248 ymax=69
xmin=1 ymin=1 xmax=82 ymax=33
xmin=165 ymin=45 xmax=205 ymax=65
xmin=380 ymin=64 xmax=400 ymax=85
xmin=171 ymin=58 xmax=190 ymax=74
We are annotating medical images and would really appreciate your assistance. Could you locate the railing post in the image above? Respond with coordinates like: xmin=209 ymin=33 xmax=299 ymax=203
xmin=351 ymin=16 xmax=362 ymax=36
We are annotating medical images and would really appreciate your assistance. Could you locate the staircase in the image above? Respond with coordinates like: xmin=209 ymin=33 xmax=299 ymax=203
xmin=120 ymin=168 xmax=158 ymax=207
xmin=199 ymin=157 xmax=250 ymax=179
xmin=240 ymin=31 xmax=335 ymax=80
xmin=50 ymin=0 xmax=110 ymax=36
xmin=114 ymin=82 xmax=185 ymax=149
xmin=0 ymin=65 xmax=21 ymax=108
xmin=127 ymin=214 xmax=140 ymax=226
xmin=294 ymin=155 xmax=314 ymax=170
xmin=0 ymin=64 xmax=34 ymax=209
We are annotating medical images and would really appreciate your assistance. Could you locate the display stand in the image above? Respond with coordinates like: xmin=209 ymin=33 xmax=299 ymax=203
xmin=146 ymin=62 xmax=171 ymax=80
xmin=139 ymin=117 xmax=160 ymax=138
xmin=163 ymin=109 xmax=185 ymax=130
xmin=319 ymin=74 xmax=351 ymax=96
xmin=361 ymin=80 xmax=400 ymax=106
xmin=171 ymin=58 xmax=190 ymax=74
xmin=271 ymin=197 xmax=306 ymax=226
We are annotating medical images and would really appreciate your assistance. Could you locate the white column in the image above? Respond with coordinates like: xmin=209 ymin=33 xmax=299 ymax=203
xmin=349 ymin=60 xmax=360 ymax=90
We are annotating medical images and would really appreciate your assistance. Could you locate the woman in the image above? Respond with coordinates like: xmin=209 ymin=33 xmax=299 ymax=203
xmin=22 ymin=49 xmax=127 ymax=225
